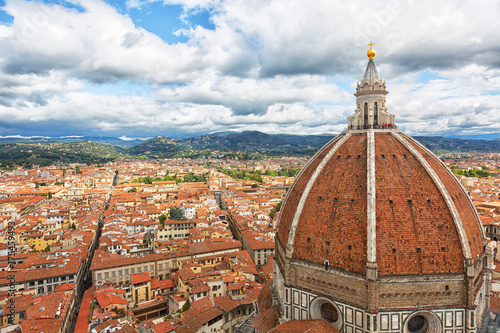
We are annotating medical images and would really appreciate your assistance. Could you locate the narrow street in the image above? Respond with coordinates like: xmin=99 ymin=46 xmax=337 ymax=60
xmin=68 ymin=171 xmax=117 ymax=332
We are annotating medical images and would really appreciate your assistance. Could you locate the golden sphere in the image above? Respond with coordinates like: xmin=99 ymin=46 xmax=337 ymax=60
xmin=367 ymin=48 xmax=376 ymax=60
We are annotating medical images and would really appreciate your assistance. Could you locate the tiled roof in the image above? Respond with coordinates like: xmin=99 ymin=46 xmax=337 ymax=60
xmin=20 ymin=318 xmax=63 ymax=333
xmin=131 ymin=271 xmax=151 ymax=285
xmin=278 ymin=131 xmax=486 ymax=276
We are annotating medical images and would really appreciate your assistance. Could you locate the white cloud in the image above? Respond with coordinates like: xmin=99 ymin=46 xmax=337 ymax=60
xmin=0 ymin=0 xmax=499 ymax=137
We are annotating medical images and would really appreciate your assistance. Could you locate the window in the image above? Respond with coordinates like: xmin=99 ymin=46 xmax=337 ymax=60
xmin=131 ymin=268 xmax=135 ymax=274
xmin=407 ymin=315 xmax=428 ymax=333
xmin=320 ymin=303 xmax=338 ymax=323
xmin=47 ymin=285 xmax=52 ymax=292
xmin=97 ymin=274 xmax=102 ymax=281
xmin=112 ymin=271 xmax=116 ymax=278
xmin=125 ymin=269 xmax=129 ymax=275
xmin=137 ymin=267 xmax=141 ymax=273
xmin=119 ymin=270 xmax=123 ymax=276
xmin=105 ymin=273 xmax=109 ymax=279
xmin=159 ymin=264 xmax=163 ymax=270
xmin=144 ymin=266 xmax=148 ymax=272
xmin=150 ymin=265 xmax=154 ymax=271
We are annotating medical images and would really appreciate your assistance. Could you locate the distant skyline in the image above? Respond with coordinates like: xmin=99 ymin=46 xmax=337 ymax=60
xmin=0 ymin=0 xmax=499 ymax=139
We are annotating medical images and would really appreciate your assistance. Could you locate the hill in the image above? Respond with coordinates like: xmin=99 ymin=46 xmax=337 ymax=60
xmin=128 ymin=132 xmax=500 ymax=159
xmin=0 ymin=136 xmax=146 ymax=148
xmin=0 ymin=141 xmax=126 ymax=168
xmin=2 ymin=131 xmax=500 ymax=167
xmin=413 ymin=136 xmax=500 ymax=153
xmin=127 ymin=131 xmax=335 ymax=158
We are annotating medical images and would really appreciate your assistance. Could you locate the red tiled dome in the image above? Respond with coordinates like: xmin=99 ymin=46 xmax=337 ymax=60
xmin=276 ymin=130 xmax=485 ymax=276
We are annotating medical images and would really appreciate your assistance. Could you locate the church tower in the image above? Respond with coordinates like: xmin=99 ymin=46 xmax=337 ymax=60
xmin=348 ymin=42 xmax=395 ymax=130
xmin=273 ymin=43 xmax=493 ymax=333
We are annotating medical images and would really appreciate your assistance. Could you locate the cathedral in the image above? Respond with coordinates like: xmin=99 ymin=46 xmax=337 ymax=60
xmin=273 ymin=44 xmax=494 ymax=333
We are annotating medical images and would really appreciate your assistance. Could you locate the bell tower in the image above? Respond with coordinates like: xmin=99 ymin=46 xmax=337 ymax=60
xmin=348 ymin=42 xmax=395 ymax=129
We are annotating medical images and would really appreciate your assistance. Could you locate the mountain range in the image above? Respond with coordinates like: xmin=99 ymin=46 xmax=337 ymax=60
xmin=1 ymin=131 xmax=500 ymax=168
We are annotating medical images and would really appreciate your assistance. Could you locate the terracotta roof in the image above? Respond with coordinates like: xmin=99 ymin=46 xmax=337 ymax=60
xmin=278 ymin=132 xmax=485 ymax=276
xmin=96 ymin=293 xmax=128 ymax=308
xmin=151 ymin=320 xmax=176 ymax=333
xmin=491 ymin=295 xmax=500 ymax=314
xmin=131 ymin=271 xmax=151 ymax=285
xmin=158 ymin=279 xmax=176 ymax=289
xmin=20 ymin=318 xmax=63 ymax=333
xmin=74 ymin=288 xmax=93 ymax=333
xmin=26 ymin=290 xmax=74 ymax=320
xmin=54 ymin=283 xmax=75 ymax=292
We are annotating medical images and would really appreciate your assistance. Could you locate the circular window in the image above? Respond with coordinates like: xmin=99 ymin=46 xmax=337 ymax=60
xmin=310 ymin=297 xmax=342 ymax=330
xmin=405 ymin=311 xmax=441 ymax=333
xmin=408 ymin=315 xmax=428 ymax=333
xmin=320 ymin=302 xmax=339 ymax=323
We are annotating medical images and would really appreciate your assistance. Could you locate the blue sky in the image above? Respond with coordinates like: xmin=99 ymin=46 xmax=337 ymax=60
xmin=0 ymin=0 xmax=499 ymax=138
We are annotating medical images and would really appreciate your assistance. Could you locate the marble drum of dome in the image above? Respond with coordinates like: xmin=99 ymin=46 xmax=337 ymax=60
xmin=273 ymin=43 xmax=494 ymax=333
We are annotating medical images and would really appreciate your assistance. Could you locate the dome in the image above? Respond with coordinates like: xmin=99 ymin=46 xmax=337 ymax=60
xmin=273 ymin=44 xmax=493 ymax=333
xmin=276 ymin=130 xmax=485 ymax=276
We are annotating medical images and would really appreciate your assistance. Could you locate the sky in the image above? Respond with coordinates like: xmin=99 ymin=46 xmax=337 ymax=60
xmin=0 ymin=0 xmax=499 ymax=139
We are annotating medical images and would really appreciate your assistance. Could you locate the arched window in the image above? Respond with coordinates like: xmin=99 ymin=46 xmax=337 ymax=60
xmin=374 ymin=102 xmax=378 ymax=126
xmin=364 ymin=102 xmax=368 ymax=126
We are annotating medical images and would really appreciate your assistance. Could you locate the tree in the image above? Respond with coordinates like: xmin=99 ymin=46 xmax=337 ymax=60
xmin=251 ymin=183 xmax=260 ymax=188
xmin=269 ymin=211 xmax=276 ymax=220
xmin=35 ymin=181 xmax=39 ymax=189
xmin=71 ymin=223 xmax=76 ymax=229
xmin=169 ymin=207 xmax=185 ymax=220
xmin=44 ymin=245 xmax=50 ymax=252
xmin=128 ymin=187 xmax=137 ymax=193
xmin=48 ymin=192 xmax=52 ymax=199
xmin=181 ymin=299 xmax=190 ymax=312
xmin=159 ymin=214 xmax=167 ymax=225
xmin=276 ymin=200 xmax=283 ymax=212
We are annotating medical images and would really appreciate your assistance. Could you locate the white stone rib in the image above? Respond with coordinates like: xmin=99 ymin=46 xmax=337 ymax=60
xmin=276 ymin=134 xmax=344 ymax=230
xmin=391 ymin=131 xmax=472 ymax=260
xmin=367 ymin=130 xmax=376 ymax=263
xmin=401 ymin=133 xmax=487 ymax=242
xmin=287 ymin=131 xmax=353 ymax=250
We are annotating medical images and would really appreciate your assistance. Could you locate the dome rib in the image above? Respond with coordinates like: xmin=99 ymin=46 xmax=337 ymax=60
xmin=286 ymin=131 xmax=353 ymax=254
xmin=400 ymin=133 xmax=486 ymax=261
xmin=391 ymin=132 xmax=472 ymax=261
xmin=366 ymin=131 xmax=377 ymax=264
xmin=276 ymin=134 xmax=345 ymax=247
